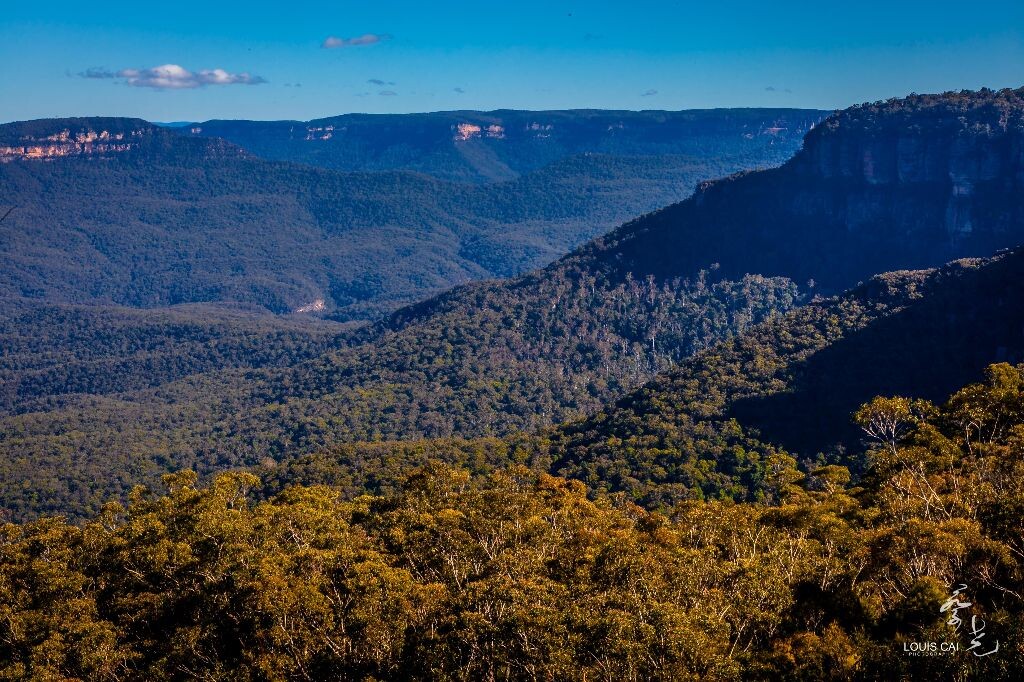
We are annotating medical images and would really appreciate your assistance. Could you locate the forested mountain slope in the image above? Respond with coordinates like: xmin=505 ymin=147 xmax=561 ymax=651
xmin=0 ymin=269 xmax=798 ymax=519
xmin=253 ymin=247 xmax=1024 ymax=512
xmin=3 ymin=89 xmax=1024 ymax=521
xmin=1 ymin=116 xmax=805 ymax=319
xmin=182 ymin=108 xmax=825 ymax=183
xmin=544 ymin=248 xmax=1024 ymax=506
xmin=0 ymin=111 xmax=815 ymax=319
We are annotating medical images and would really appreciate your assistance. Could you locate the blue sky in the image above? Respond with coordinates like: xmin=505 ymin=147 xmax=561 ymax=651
xmin=1 ymin=0 xmax=1021 ymax=122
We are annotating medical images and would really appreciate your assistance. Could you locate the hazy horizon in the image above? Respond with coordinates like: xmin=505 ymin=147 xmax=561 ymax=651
xmin=2 ymin=0 xmax=1021 ymax=123
xmin=5 ymin=104 xmax=843 ymax=127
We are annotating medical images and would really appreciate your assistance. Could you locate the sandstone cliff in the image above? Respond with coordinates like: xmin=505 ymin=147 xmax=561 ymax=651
xmin=584 ymin=87 xmax=1024 ymax=292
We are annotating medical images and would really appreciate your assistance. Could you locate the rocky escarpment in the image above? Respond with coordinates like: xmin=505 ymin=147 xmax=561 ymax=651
xmin=0 ymin=118 xmax=155 ymax=162
xmin=580 ymin=87 xmax=1024 ymax=292
xmin=795 ymin=90 xmax=1024 ymax=183
xmin=0 ymin=130 xmax=141 ymax=161
xmin=0 ymin=118 xmax=252 ymax=164
xmin=790 ymin=88 xmax=1024 ymax=238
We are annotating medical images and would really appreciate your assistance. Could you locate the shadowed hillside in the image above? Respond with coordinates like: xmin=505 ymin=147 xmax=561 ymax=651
xmin=546 ymin=248 xmax=1024 ymax=505
xmin=569 ymin=87 xmax=1024 ymax=293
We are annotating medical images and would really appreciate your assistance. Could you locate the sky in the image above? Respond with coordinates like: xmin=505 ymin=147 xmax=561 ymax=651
xmin=1 ymin=0 xmax=1022 ymax=123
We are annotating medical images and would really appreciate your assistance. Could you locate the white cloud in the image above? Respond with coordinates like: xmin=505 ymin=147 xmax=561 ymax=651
xmin=640 ymin=89 xmax=658 ymax=97
xmin=80 ymin=64 xmax=266 ymax=89
xmin=322 ymin=33 xmax=391 ymax=48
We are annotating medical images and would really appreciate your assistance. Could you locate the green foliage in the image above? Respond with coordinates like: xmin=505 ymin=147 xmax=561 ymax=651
xmin=4 ymin=365 xmax=1024 ymax=679
xmin=0 ymin=267 xmax=799 ymax=520
xmin=541 ymin=250 xmax=1024 ymax=505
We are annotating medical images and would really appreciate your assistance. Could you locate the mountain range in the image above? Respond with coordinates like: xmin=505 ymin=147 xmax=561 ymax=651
xmin=0 ymin=110 xmax=822 ymax=320
xmin=2 ymin=88 xmax=1023 ymax=521
xmin=5 ymin=86 xmax=1024 ymax=681
xmin=179 ymin=109 xmax=821 ymax=183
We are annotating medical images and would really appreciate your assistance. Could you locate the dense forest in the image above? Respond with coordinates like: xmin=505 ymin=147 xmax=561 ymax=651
xmin=0 ymin=299 xmax=352 ymax=415
xmin=0 ymin=268 xmax=798 ymax=519
xmin=3 ymin=365 xmax=1024 ymax=679
xmin=4 ymin=243 xmax=1023 ymax=522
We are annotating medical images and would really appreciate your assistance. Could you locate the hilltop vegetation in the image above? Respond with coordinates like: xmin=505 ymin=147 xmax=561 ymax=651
xmin=4 ymin=365 xmax=1024 ymax=679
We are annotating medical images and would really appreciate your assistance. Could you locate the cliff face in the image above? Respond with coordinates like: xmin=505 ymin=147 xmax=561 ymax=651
xmin=0 ymin=118 xmax=154 ymax=162
xmin=0 ymin=133 xmax=140 ymax=161
xmin=588 ymin=87 xmax=1024 ymax=292
xmin=0 ymin=118 xmax=247 ymax=163
xmin=790 ymin=89 xmax=1024 ymax=239
xmin=796 ymin=94 xmax=1023 ymax=183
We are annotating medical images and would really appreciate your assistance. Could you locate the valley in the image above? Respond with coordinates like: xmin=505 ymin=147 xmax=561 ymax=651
xmin=3 ymin=89 xmax=1023 ymax=522
xmin=3 ymin=84 xmax=1024 ymax=680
